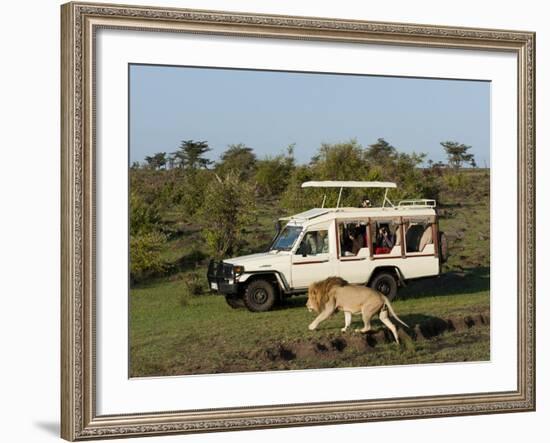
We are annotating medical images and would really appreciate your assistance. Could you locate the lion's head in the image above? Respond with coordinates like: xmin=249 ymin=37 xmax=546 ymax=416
xmin=306 ymin=276 xmax=348 ymax=313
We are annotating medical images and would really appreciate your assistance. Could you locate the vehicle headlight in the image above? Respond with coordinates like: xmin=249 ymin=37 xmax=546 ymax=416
xmin=233 ymin=265 xmax=244 ymax=276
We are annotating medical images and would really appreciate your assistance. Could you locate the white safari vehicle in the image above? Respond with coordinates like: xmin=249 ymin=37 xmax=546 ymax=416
xmin=207 ymin=181 xmax=448 ymax=312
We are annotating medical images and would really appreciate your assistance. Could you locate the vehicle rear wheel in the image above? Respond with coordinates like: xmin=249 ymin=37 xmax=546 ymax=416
xmin=243 ymin=279 xmax=276 ymax=312
xmin=225 ymin=295 xmax=244 ymax=309
xmin=369 ymin=272 xmax=398 ymax=301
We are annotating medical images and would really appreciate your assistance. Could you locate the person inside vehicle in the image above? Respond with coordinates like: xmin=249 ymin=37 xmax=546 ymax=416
xmin=375 ymin=225 xmax=394 ymax=254
xmin=340 ymin=226 xmax=352 ymax=255
xmin=348 ymin=226 xmax=364 ymax=255
xmin=316 ymin=230 xmax=329 ymax=254
xmin=360 ymin=196 xmax=372 ymax=208
xmin=298 ymin=231 xmax=317 ymax=255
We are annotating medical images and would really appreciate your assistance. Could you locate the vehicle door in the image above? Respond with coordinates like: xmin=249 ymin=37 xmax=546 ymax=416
xmin=291 ymin=222 xmax=335 ymax=289
xmin=336 ymin=218 xmax=371 ymax=283
xmin=400 ymin=215 xmax=440 ymax=278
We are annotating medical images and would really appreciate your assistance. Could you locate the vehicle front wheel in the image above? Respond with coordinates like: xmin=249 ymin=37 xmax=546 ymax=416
xmin=243 ymin=279 xmax=276 ymax=312
xmin=369 ymin=272 xmax=398 ymax=301
xmin=225 ymin=295 xmax=244 ymax=309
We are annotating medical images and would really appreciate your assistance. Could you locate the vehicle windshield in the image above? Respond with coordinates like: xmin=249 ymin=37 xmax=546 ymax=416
xmin=270 ymin=225 xmax=302 ymax=251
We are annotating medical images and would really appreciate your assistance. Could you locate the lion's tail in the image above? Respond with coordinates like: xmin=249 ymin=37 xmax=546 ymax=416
xmin=381 ymin=296 xmax=409 ymax=328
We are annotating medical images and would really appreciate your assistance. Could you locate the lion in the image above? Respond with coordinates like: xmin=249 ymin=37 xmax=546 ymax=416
xmin=306 ymin=276 xmax=408 ymax=343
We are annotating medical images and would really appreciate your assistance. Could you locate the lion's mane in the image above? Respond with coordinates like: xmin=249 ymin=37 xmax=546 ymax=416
xmin=307 ymin=276 xmax=348 ymax=312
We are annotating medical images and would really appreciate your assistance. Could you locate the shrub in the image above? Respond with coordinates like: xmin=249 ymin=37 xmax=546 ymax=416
xmin=177 ymin=272 xmax=208 ymax=307
xmin=216 ymin=143 xmax=257 ymax=181
xmin=130 ymin=192 xmax=162 ymax=235
xmin=254 ymin=146 xmax=295 ymax=196
xmin=198 ymin=173 xmax=257 ymax=259
xmin=312 ymin=139 xmax=368 ymax=180
xmin=172 ymin=169 xmax=213 ymax=217
xmin=280 ymin=166 xmax=317 ymax=213
xmin=444 ymin=172 xmax=469 ymax=193
xmin=130 ymin=231 xmax=167 ymax=283
xmin=182 ymin=271 xmax=205 ymax=296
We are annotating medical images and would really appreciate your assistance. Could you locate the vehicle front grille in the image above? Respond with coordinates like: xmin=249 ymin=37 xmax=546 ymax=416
xmin=207 ymin=260 xmax=234 ymax=280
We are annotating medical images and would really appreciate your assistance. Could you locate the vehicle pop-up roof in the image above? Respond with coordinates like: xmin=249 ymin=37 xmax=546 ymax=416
xmin=301 ymin=180 xmax=398 ymax=209
xmin=278 ymin=181 xmax=436 ymax=223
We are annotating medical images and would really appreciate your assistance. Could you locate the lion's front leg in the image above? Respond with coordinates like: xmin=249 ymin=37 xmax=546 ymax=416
xmin=341 ymin=311 xmax=352 ymax=332
xmin=308 ymin=303 xmax=335 ymax=331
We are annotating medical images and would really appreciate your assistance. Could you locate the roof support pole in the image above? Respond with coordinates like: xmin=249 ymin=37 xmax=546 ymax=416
xmin=321 ymin=194 xmax=326 ymax=208
xmin=336 ymin=187 xmax=343 ymax=208
xmin=382 ymin=189 xmax=394 ymax=208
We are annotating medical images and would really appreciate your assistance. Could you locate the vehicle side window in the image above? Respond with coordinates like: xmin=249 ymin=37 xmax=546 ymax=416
xmin=296 ymin=230 xmax=329 ymax=255
xmin=338 ymin=221 xmax=368 ymax=257
xmin=405 ymin=220 xmax=433 ymax=253
xmin=373 ymin=219 xmax=401 ymax=255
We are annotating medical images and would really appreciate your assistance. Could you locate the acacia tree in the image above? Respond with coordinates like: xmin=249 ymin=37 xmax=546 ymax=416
xmin=166 ymin=153 xmax=177 ymax=170
xmin=144 ymin=152 xmax=167 ymax=170
xmin=440 ymin=141 xmax=475 ymax=170
xmin=172 ymin=140 xmax=212 ymax=170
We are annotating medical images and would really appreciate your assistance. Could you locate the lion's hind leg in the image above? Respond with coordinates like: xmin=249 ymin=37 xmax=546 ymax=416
xmin=379 ymin=308 xmax=399 ymax=343
xmin=356 ymin=305 xmax=374 ymax=333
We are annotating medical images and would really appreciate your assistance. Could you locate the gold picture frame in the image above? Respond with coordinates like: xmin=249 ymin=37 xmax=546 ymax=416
xmin=61 ymin=2 xmax=535 ymax=440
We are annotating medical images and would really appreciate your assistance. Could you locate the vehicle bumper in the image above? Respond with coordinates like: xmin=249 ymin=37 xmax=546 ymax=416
xmin=206 ymin=260 xmax=239 ymax=295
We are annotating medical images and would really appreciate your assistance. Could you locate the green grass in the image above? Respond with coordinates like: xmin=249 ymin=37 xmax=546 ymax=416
xmin=129 ymin=170 xmax=491 ymax=377
xmin=130 ymin=274 xmax=490 ymax=376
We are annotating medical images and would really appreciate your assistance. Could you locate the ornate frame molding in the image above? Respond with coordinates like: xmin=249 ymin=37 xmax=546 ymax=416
xmin=61 ymin=2 xmax=535 ymax=440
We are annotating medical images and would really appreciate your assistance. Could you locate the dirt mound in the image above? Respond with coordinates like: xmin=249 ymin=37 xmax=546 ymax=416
xmin=261 ymin=312 xmax=490 ymax=364
xmin=265 ymin=344 xmax=296 ymax=361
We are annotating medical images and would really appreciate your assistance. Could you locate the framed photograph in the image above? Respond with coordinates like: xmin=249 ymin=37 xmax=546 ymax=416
xmin=61 ymin=1 xmax=535 ymax=440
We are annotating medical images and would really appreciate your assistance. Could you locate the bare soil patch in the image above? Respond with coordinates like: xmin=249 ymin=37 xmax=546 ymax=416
xmin=260 ymin=312 xmax=489 ymax=365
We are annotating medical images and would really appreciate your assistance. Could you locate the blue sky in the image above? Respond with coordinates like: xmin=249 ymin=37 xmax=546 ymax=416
xmin=129 ymin=64 xmax=490 ymax=167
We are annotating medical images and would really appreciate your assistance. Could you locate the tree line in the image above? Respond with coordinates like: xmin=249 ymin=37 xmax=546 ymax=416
xmin=129 ymin=138 xmax=478 ymax=283
xmin=135 ymin=139 xmax=476 ymax=172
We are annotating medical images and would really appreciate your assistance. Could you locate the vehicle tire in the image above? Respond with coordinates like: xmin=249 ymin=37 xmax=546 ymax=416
xmin=439 ymin=231 xmax=449 ymax=263
xmin=225 ymin=295 xmax=244 ymax=309
xmin=369 ymin=272 xmax=398 ymax=301
xmin=243 ymin=279 xmax=277 ymax=312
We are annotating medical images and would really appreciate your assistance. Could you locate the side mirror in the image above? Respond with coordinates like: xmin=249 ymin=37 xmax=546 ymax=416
xmin=297 ymin=244 xmax=307 ymax=257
